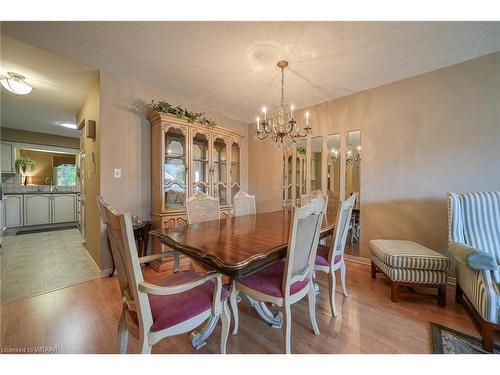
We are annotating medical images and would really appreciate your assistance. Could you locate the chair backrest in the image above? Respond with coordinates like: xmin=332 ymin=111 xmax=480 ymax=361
xmin=97 ymin=197 xmax=153 ymax=334
xmin=186 ymin=191 xmax=220 ymax=224
xmin=448 ymin=191 xmax=500 ymax=264
xmin=330 ymin=193 xmax=357 ymax=261
xmin=283 ymin=195 xmax=326 ymax=297
xmin=301 ymin=190 xmax=325 ymax=206
xmin=233 ymin=190 xmax=256 ymax=217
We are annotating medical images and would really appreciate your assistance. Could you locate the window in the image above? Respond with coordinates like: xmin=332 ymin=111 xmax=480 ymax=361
xmin=55 ymin=164 xmax=77 ymax=186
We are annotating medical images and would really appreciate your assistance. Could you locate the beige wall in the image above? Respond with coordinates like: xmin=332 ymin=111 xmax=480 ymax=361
xmin=249 ymin=52 xmax=500 ymax=259
xmin=1 ymin=128 xmax=80 ymax=149
xmin=98 ymin=70 xmax=249 ymax=270
xmin=77 ymin=75 xmax=101 ymax=269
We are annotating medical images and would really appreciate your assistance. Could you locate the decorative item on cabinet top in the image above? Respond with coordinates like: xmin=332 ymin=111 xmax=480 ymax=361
xmin=148 ymin=111 xmax=243 ymax=272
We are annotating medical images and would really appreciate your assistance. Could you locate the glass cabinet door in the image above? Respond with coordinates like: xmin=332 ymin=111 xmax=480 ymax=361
xmin=230 ymin=142 xmax=240 ymax=201
xmin=191 ymin=132 xmax=210 ymax=194
xmin=164 ymin=127 xmax=187 ymax=209
xmin=213 ymin=137 xmax=228 ymax=206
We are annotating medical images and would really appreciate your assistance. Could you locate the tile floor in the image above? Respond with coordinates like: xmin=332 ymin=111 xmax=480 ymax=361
xmin=0 ymin=229 xmax=99 ymax=304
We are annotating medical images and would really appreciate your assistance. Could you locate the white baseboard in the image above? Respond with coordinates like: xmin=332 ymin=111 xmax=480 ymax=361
xmin=345 ymin=254 xmax=371 ymax=265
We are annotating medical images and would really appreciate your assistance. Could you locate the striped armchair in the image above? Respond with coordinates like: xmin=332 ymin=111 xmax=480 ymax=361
xmin=448 ymin=191 xmax=500 ymax=352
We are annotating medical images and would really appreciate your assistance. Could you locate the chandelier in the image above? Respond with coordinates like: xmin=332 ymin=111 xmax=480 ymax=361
xmin=255 ymin=60 xmax=311 ymax=149
xmin=346 ymin=146 xmax=362 ymax=166
xmin=328 ymin=148 xmax=341 ymax=165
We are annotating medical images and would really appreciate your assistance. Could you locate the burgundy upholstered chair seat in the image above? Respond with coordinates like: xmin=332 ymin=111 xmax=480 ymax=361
xmin=148 ymin=271 xmax=229 ymax=332
xmin=237 ymin=260 xmax=310 ymax=298
xmin=315 ymin=244 xmax=342 ymax=267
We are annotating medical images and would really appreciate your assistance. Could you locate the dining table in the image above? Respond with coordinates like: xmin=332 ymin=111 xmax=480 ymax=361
xmin=150 ymin=208 xmax=337 ymax=349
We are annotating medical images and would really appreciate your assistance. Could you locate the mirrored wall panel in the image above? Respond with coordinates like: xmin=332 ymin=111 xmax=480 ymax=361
xmin=310 ymin=136 xmax=323 ymax=192
xmin=346 ymin=129 xmax=361 ymax=254
xmin=295 ymin=139 xmax=307 ymax=206
xmin=327 ymin=133 xmax=341 ymax=212
xmin=282 ymin=152 xmax=293 ymax=208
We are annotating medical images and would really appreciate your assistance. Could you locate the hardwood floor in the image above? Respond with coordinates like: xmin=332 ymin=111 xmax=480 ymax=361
xmin=0 ymin=261 xmax=491 ymax=354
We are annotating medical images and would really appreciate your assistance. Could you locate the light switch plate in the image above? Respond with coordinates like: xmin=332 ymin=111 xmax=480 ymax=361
xmin=114 ymin=168 xmax=122 ymax=178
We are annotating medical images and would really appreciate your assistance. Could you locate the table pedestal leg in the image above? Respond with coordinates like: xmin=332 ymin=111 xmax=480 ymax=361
xmin=243 ymin=294 xmax=283 ymax=328
xmin=190 ymin=315 xmax=219 ymax=350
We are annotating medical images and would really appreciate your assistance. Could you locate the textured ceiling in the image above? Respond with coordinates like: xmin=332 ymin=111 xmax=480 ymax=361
xmin=1 ymin=35 xmax=97 ymax=138
xmin=2 ymin=21 xmax=500 ymax=125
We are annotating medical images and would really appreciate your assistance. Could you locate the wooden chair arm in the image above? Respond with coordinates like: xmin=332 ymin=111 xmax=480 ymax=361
xmin=138 ymin=272 xmax=221 ymax=296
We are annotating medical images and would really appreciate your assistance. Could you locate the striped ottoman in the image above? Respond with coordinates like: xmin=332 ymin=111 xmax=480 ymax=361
xmin=369 ymin=240 xmax=450 ymax=306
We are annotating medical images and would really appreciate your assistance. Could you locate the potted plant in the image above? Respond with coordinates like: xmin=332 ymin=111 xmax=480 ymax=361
xmin=15 ymin=158 xmax=36 ymax=185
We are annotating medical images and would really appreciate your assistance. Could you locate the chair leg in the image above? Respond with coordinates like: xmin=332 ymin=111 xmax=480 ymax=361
xmin=455 ymin=283 xmax=463 ymax=304
xmin=229 ymin=281 xmax=239 ymax=335
xmin=138 ymin=335 xmax=152 ymax=354
xmin=220 ymin=300 xmax=231 ymax=354
xmin=117 ymin=310 xmax=129 ymax=354
xmin=437 ymin=285 xmax=446 ymax=307
xmin=391 ymin=282 xmax=399 ymax=303
xmin=282 ymin=303 xmax=292 ymax=354
xmin=173 ymin=252 xmax=180 ymax=273
xmin=328 ymin=270 xmax=337 ymax=316
xmin=481 ymin=321 xmax=494 ymax=353
xmin=307 ymin=283 xmax=320 ymax=335
xmin=340 ymin=262 xmax=349 ymax=297
xmin=371 ymin=261 xmax=377 ymax=279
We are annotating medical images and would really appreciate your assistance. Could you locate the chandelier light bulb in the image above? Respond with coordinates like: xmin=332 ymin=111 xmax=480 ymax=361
xmin=256 ymin=116 xmax=260 ymax=131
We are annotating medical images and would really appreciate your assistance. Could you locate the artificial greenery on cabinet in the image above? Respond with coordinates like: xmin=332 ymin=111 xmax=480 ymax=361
xmin=152 ymin=100 xmax=217 ymax=128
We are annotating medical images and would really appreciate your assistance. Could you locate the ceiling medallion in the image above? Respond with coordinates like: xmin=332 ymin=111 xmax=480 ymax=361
xmin=254 ymin=60 xmax=311 ymax=149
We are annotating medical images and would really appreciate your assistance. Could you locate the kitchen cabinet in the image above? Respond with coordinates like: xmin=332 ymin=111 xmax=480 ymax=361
xmin=1 ymin=142 xmax=16 ymax=174
xmin=52 ymin=194 xmax=77 ymax=223
xmin=4 ymin=194 xmax=23 ymax=228
xmin=24 ymin=194 xmax=52 ymax=225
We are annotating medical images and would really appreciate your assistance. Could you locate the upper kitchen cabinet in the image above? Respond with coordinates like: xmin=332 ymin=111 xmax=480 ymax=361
xmin=1 ymin=141 xmax=16 ymax=174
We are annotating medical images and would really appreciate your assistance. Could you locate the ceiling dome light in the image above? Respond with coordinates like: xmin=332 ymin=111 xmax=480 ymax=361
xmin=0 ymin=72 xmax=33 ymax=95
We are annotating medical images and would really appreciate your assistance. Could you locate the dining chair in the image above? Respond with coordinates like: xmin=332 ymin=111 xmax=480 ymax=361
xmin=230 ymin=195 xmax=326 ymax=354
xmin=315 ymin=193 xmax=356 ymax=316
xmin=186 ymin=190 xmax=220 ymax=224
xmin=300 ymin=189 xmax=325 ymax=206
xmin=233 ymin=190 xmax=256 ymax=217
xmin=97 ymin=197 xmax=230 ymax=354
xmin=302 ymin=190 xmax=329 ymax=245
xmin=186 ymin=191 xmax=220 ymax=273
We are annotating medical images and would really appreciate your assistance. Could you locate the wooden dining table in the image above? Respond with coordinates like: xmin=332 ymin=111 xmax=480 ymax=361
xmin=150 ymin=209 xmax=337 ymax=349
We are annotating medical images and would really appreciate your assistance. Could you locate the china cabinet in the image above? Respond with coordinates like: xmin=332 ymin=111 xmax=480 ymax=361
xmin=149 ymin=111 xmax=243 ymax=271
